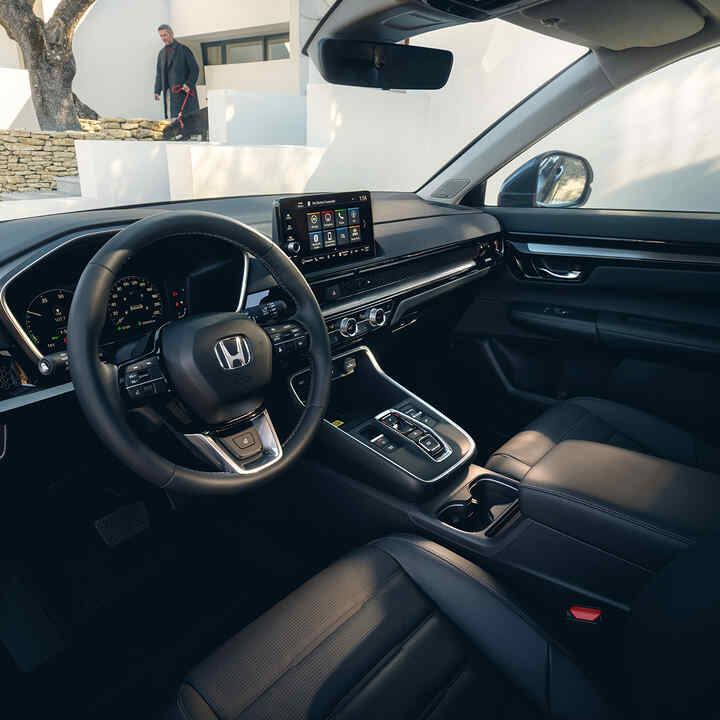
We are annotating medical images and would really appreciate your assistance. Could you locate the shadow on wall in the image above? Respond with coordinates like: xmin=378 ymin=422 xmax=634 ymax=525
xmin=596 ymin=156 xmax=720 ymax=212
xmin=0 ymin=69 xmax=40 ymax=131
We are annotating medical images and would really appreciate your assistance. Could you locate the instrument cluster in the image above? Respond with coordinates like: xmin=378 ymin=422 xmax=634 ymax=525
xmin=24 ymin=275 xmax=187 ymax=356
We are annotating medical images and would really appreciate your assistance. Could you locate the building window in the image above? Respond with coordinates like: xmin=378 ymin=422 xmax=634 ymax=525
xmin=202 ymin=34 xmax=290 ymax=66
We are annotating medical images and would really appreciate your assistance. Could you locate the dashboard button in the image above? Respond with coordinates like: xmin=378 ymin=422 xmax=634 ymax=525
xmin=325 ymin=284 xmax=341 ymax=301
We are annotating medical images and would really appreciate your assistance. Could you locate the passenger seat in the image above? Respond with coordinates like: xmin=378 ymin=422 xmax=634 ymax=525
xmin=486 ymin=396 xmax=720 ymax=481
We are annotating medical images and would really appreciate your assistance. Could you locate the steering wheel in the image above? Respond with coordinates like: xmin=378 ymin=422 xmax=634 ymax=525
xmin=67 ymin=211 xmax=331 ymax=494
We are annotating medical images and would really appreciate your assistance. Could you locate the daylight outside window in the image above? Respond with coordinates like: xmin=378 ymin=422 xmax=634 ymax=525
xmin=0 ymin=0 xmax=583 ymax=220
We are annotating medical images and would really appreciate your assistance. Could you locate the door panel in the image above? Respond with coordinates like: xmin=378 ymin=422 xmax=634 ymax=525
xmin=446 ymin=207 xmax=720 ymax=460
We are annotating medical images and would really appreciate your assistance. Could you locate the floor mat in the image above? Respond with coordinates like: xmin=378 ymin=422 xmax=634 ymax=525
xmin=1 ymin=477 xmax=341 ymax=719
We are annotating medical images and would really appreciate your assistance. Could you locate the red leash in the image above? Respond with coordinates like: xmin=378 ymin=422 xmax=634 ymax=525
xmin=171 ymin=84 xmax=195 ymax=129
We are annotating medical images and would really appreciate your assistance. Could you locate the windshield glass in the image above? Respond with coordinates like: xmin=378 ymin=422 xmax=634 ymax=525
xmin=0 ymin=3 xmax=583 ymax=220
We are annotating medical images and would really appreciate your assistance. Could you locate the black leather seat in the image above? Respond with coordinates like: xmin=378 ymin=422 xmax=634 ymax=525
xmin=486 ymin=396 xmax=720 ymax=481
xmin=175 ymin=534 xmax=717 ymax=720
xmin=176 ymin=535 xmax=609 ymax=720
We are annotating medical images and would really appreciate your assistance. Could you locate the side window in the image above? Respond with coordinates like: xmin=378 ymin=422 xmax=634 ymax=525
xmin=485 ymin=46 xmax=720 ymax=212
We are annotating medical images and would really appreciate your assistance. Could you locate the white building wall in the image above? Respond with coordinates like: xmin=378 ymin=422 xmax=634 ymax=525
xmin=169 ymin=0 xmax=290 ymax=38
xmin=72 ymin=0 xmax=171 ymax=120
xmin=205 ymin=59 xmax=299 ymax=95
xmin=0 ymin=26 xmax=21 ymax=69
xmin=208 ymin=90 xmax=307 ymax=144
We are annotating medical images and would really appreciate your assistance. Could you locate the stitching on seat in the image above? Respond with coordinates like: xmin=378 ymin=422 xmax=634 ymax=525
xmin=373 ymin=538 xmax=550 ymax=641
xmin=325 ymin=610 xmax=435 ymax=719
xmin=487 ymin=452 xmax=531 ymax=470
xmin=522 ymin=484 xmax=693 ymax=544
xmin=232 ymin=567 xmax=406 ymax=719
xmin=520 ymin=409 xmax=592 ymax=481
xmin=417 ymin=661 xmax=467 ymax=720
xmin=178 ymin=684 xmax=218 ymax=720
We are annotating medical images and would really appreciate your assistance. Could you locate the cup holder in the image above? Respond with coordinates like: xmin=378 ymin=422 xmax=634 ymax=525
xmin=437 ymin=478 xmax=518 ymax=533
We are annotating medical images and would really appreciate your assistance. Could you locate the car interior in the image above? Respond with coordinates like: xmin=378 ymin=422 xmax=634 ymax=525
xmin=1 ymin=1 xmax=719 ymax=718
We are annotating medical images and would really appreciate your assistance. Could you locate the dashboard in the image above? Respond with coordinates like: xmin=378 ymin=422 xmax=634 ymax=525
xmin=0 ymin=192 xmax=502 ymax=407
xmin=2 ymin=231 xmax=247 ymax=362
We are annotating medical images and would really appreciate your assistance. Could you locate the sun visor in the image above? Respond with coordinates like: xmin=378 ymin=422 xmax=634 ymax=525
xmin=504 ymin=0 xmax=705 ymax=50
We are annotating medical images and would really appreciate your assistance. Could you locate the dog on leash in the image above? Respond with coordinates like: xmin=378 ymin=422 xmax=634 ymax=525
xmin=162 ymin=106 xmax=209 ymax=141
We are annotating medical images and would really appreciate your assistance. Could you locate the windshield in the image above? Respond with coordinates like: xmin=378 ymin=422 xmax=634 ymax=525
xmin=0 ymin=3 xmax=583 ymax=220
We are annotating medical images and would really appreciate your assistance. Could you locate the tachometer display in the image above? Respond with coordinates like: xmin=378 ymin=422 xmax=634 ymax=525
xmin=107 ymin=275 xmax=164 ymax=335
xmin=25 ymin=288 xmax=73 ymax=354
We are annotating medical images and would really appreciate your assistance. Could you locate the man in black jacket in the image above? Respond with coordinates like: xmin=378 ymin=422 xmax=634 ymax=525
xmin=154 ymin=24 xmax=200 ymax=120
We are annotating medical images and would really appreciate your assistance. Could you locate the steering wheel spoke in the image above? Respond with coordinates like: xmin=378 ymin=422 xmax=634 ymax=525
xmin=183 ymin=410 xmax=283 ymax=474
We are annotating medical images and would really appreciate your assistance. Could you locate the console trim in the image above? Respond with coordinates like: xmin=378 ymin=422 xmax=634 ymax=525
xmin=289 ymin=345 xmax=476 ymax=483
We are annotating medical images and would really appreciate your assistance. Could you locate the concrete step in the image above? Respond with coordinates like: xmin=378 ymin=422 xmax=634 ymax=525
xmin=54 ymin=175 xmax=81 ymax=195
xmin=1 ymin=190 xmax=78 ymax=201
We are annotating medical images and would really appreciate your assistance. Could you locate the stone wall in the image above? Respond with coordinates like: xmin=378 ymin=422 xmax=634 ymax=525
xmin=0 ymin=118 xmax=170 ymax=194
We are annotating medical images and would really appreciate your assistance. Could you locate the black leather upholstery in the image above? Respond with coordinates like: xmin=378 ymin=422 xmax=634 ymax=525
xmin=520 ymin=440 xmax=720 ymax=569
xmin=486 ymin=396 xmax=720 ymax=481
xmin=176 ymin=535 xmax=611 ymax=720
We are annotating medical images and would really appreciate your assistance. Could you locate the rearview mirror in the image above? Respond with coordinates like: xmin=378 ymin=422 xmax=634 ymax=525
xmin=315 ymin=38 xmax=453 ymax=90
xmin=498 ymin=152 xmax=593 ymax=208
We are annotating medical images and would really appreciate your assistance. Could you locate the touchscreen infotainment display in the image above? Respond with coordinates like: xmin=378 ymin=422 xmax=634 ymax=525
xmin=274 ymin=191 xmax=375 ymax=271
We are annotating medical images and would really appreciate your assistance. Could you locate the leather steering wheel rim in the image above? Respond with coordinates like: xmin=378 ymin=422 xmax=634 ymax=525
xmin=67 ymin=210 xmax=331 ymax=494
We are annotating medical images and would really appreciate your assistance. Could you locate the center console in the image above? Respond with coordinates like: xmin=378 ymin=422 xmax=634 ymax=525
xmin=290 ymin=346 xmax=476 ymax=499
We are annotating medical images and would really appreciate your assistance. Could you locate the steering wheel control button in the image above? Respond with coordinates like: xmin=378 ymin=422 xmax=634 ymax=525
xmin=268 ymin=322 xmax=309 ymax=359
xmin=222 ymin=427 xmax=263 ymax=461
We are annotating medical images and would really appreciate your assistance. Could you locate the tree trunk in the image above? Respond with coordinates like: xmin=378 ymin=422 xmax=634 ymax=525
xmin=21 ymin=41 xmax=81 ymax=131
xmin=0 ymin=1 xmax=98 ymax=132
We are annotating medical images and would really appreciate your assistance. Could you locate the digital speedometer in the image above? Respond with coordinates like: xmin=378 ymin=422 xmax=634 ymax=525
xmin=25 ymin=288 xmax=73 ymax=354
xmin=107 ymin=275 xmax=164 ymax=335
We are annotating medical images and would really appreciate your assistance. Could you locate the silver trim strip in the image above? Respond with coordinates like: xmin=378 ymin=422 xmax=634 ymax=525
xmin=289 ymin=346 xmax=476 ymax=483
xmin=184 ymin=409 xmax=283 ymax=474
xmin=321 ymin=261 xmax=481 ymax=320
xmin=0 ymin=381 xmax=74 ymax=414
xmin=511 ymin=240 xmax=720 ymax=267
xmin=236 ymin=251 xmax=250 ymax=311
xmin=0 ymin=226 xmax=127 ymax=361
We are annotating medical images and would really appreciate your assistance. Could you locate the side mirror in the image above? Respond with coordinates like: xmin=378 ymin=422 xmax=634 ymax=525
xmin=497 ymin=152 xmax=593 ymax=208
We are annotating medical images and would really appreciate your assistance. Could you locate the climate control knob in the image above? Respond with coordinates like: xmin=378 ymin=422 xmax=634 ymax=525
xmin=368 ymin=307 xmax=386 ymax=328
xmin=286 ymin=240 xmax=301 ymax=255
xmin=339 ymin=317 xmax=358 ymax=338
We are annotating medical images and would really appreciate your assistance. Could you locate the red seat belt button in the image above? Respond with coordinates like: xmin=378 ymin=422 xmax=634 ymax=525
xmin=569 ymin=606 xmax=602 ymax=623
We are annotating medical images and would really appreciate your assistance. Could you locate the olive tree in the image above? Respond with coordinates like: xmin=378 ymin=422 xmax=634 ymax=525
xmin=0 ymin=0 xmax=98 ymax=130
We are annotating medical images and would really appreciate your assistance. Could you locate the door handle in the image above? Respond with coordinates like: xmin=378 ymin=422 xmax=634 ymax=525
xmin=536 ymin=259 xmax=583 ymax=281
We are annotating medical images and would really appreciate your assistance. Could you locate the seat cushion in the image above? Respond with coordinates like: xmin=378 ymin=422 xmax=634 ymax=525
xmin=176 ymin=535 xmax=612 ymax=720
xmin=486 ymin=396 xmax=720 ymax=481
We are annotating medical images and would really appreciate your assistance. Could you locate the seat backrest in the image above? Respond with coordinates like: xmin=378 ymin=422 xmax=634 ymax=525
xmin=625 ymin=536 xmax=720 ymax=718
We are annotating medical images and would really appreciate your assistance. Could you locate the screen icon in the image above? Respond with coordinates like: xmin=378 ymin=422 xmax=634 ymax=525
xmin=348 ymin=207 xmax=360 ymax=225
xmin=322 ymin=210 xmax=335 ymax=229
xmin=324 ymin=229 xmax=337 ymax=248
xmin=309 ymin=231 xmax=323 ymax=250
xmin=307 ymin=212 xmax=321 ymax=231
xmin=336 ymin=227 xmax=350 ymax=246
xmin=349 ymin=226 xmax=362 ymax=243
xmin=335 ymin=209 xmax=348 ymax=227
